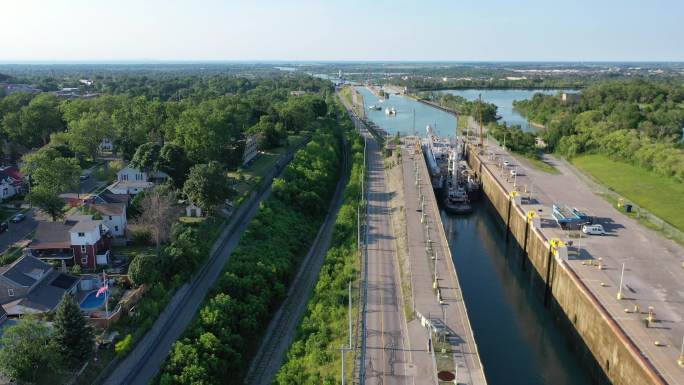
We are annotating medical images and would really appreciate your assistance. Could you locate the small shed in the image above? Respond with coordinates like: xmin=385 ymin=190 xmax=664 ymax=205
xmin=185 ymin=203 xmax=203 ymax=218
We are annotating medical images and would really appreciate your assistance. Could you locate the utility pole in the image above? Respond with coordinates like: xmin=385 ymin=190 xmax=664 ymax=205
xmin=349 ymin=281 xmax=353 ymax=349
xmin=339 ymin=346 xmax=347 ymax=385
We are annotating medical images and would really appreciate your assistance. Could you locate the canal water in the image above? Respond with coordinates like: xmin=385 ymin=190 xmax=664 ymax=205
xmin=440 ymin=89 xmax=568 ymax=132
xmin=356 ymin=87 xmax=457 ymax=138
xmin=360 ymin=87 xmax=592 ymax=385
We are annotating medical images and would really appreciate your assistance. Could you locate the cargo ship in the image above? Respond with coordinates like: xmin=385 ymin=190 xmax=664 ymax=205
xmin=422 ymin=124 xmax=451 ymax=191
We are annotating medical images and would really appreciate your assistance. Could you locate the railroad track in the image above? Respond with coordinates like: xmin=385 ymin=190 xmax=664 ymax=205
xmin=244 ymin=137 xmax=351 ymax=385
xmin=101 ymin=139 xmax=311 ymax=385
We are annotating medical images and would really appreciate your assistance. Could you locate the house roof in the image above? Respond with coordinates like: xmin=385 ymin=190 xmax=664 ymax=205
xmin=29 ymin=221 xmax=73 ymax=250
xmin=1 ymin=270 xmax=79 ymax=316
xmin=107 ymin=180 xmax=154 ymax=190
xmin=97 ymin=190 xmax=130 ymax=204
xmin=0 ymin=166 xmax=23 ymax=187
xmin=68 ymin=215 xmax=102 ymax=233
xmin=90 ymin=203 xmax=125 ymax=216
xmin=0 ymin=255 xmax=52 ymax=287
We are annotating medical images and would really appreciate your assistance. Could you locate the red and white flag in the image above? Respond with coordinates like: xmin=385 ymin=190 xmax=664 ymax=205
xmin=96 ymin=284 xmax=108 ymax=297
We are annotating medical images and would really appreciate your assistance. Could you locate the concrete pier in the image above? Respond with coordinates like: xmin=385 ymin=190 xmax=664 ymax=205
xmin=400 ymin=137 xmax=487 ymax=385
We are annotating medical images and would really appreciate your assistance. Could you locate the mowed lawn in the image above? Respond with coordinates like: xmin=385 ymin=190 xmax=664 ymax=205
xmin=572 ymin=154 xmax=684 ymax=231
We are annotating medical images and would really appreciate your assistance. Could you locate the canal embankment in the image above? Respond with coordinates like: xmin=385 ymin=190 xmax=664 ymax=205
xmin=466 ymin=144 xmax=676 ymax=385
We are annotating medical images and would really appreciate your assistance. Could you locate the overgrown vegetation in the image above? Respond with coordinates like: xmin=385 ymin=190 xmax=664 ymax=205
xmin=158 ymin=122 xmax=345 ymax=384
xmin=275 ymin=117 xmax=362 ymax=384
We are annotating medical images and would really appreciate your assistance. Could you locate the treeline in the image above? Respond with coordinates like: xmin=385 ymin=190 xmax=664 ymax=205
xmin=513 ymin=79 xmax=684 ymax=181
xmin=158 ymin=124 xmax=345 ymax=384
xmin=416 ymin=91 xmax=498 ymax=122
xmin=399 ymin=76 xmax=588 ymax=91
xmin=1 ymin=76 xmax=332 ymax=165
xmin=275 ymin=112 xmax=362 ymax=384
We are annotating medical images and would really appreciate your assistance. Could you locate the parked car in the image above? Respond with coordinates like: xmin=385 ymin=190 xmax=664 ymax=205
xmin=0 ymin=222 xmax=7 ymax=233
xmin=510 ymin=169 xmax=517 ymax=177
xmin=503 ymin=160 xmax=510 ymax=167
xmin=582 ymin=224 xmax=606 ymax=235
xmin=80 ymin=174 xmax=90 ymax=181
xmin=10 ymin=213 xmax=26 ymax=223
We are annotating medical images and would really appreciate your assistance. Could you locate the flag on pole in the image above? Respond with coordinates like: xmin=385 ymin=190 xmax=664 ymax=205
xmin=97 ymin=270 xmax=108 ymax=297
xmin=96 ymin=284 xmax=109 ymax=298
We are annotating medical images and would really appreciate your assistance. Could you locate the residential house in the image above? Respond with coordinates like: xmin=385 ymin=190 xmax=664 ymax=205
xmin=0 ymin=255 xmax=79 ymax=316
xmin=185 ymin=202 xmax=203 ymax=217
xmin=27 ymin=215 xmax=111 ymax=270
xmin=89 ymin=203 xmax=127 ymax=237
xmin=243 ymin=135 xmax=259 ymax=166
xmin=0 ymin=166 xmax=25 ymax=202
xmin=106 ymin=165 xmax=168 ymax=195
xmin=99 ymin=137 xmax=114 ymax=153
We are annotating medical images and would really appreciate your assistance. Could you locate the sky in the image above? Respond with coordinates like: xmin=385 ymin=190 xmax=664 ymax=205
xmin=1 ymin=0 xmax=683 ymax=62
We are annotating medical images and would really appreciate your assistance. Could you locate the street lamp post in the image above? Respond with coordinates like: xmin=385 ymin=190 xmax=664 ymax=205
xmin=617 ymin=263 xmax=625 ymax=300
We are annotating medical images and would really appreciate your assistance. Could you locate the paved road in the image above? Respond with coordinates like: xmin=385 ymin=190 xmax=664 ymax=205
xmin=363 ymin=131 xmax=414 ymax=385
xmin=0 ymin=210 xmax=36 ymax=253
xmin=1 ymin=165 xmax=103 ymax=255
xmin=244 ymin=141 xmax=350 ymax=385
xmin=479 ymin=139 xmax=684 ymax=385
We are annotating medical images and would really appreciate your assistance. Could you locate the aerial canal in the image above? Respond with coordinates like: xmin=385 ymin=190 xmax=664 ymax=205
xmin=358 ymin=86 xmax=593 ymax=385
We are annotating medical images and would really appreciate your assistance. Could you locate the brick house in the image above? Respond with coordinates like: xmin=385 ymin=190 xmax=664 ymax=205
xmin=27 ymin=215 xmax=111 ymax=270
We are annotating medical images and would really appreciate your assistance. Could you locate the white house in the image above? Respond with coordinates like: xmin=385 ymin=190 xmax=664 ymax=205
xmin=99 ymin=137 xmax=114 ymax=153
xmin=106 ymin=165 xmax=168 ymax=195
xmin=243 ymin=135 xmax=259 ymax=166
xmin=0 ymin=166 xmax=24 ymax=202
xmin=89 ymin=203 xmax=127 ymax=237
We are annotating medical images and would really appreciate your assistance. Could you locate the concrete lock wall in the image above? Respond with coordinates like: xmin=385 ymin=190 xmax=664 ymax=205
xmin=466 ymin=146 xmax=665 ymax=385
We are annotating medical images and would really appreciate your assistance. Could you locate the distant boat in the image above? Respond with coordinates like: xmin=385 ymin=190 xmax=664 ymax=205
xmin=368 ymin=105 xmax=381 ymax=111
xmin=385 ymin=107 xmax=397 ymax=115
xmin=495 ymin=114 xmax=503 ymax=120
xmin=378 ymin=99 xmax=385 ymax=103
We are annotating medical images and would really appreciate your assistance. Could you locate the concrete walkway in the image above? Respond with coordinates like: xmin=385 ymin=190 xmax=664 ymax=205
xmin=400 ymin=138 xmax=487 ymax=385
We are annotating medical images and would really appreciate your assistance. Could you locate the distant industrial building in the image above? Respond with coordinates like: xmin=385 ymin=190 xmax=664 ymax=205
xmin=561 ymin=92 xmax=581 ymax=104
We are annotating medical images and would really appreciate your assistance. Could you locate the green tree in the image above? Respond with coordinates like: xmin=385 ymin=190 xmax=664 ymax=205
xmin=53 ymin=294 xmax=95 ymax=369
xmin=66 ymin=111 xmax=112 ymax=160
xmin=0 ymin=318 xmax=60 ymax=383
xmin=158 ymin=143 xmax=190 ymax=188
xmin=183 ymin=161 xmax=234 ymax=212
xmin=128 ymin=254 xmax=159 ymax=286
xmin=21 ymin=148 xmax=81 ymax=194
xmin=130 ymin=142 xmax=162 ymax=173
xmin=17 ymin=93 xmax=64 ymax=147
xmin=28 ymin=189 xmax=66 ymax=221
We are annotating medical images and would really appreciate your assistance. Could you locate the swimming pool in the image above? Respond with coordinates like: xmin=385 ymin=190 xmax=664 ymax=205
xmin=80 ymin=290 xmax=109 ymax=310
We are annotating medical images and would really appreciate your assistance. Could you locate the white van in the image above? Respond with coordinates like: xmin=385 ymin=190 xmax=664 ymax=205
xmin=582 ymin=224 xmax=606 ymax=235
